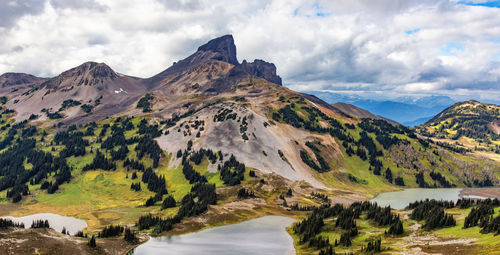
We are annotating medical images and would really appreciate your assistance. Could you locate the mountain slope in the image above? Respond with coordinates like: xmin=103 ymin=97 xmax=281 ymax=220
xmin=330 ymin=102 xmax=398 ymax=125
xmin=0 ymin=72 xmax=47 ymax=96
xmin=5 ymin=62 xmax=147 ymax=123
xmin=417 ymin=100 xmax=500 ymax=154
xmin=0 ymin=35 xmax=498 ymax=246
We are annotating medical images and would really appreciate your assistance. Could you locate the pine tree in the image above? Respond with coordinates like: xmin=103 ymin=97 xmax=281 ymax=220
xmin=88 ymin=235 xmax=96 ymax=247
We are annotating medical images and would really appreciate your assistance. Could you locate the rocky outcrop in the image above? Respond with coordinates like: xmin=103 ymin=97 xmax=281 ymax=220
xmin=197 ymin=34 xmax=238 ymax=65
xmin=230 ymin=59 xmax=282 ymax=85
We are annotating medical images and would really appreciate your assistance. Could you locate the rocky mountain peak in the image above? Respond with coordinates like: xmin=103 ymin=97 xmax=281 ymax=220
xmin=41 ymin=62 xmax=117 ymax=89
xmin=67 ymin=61 xmax=117 ymax=79
xmin=230 ymin=59 xmax=282 ymax=85
xmin=197 ymin=34 xmax=238 ymax=65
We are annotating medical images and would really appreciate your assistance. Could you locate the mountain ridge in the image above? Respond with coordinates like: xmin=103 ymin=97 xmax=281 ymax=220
xmin=417 ymin=100 xmax=499 ymax=155
xmin=0 ymin=34 xmax=497 ymax=194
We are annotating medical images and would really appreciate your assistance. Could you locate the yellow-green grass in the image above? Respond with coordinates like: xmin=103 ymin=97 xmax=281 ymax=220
xmin=12 ymin=168 xmax=156 ymax=232
xmin=316 ymin=147 xmax=399 ymax=198
xmin=434 ymin=207 xmax=500 ymax=254
xmin=158 ymin=162 xmax=192 ymax=201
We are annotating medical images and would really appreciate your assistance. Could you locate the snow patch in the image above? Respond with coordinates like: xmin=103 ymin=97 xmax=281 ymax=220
xmin=114 ymin=88 xmax=127 ymax=94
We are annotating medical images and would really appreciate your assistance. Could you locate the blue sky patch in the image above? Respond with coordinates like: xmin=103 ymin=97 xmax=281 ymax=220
xmin=405 ymin=28 xmax=420 ymax=35
xmin=440 ymin=42 xmax=465 ymax=56
xmin=457 ymin=1 xmax=500 ymax=8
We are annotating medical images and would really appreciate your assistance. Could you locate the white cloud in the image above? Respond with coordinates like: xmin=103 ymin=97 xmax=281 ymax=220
xmin=0 ymin=0 xmax=499 ymax=101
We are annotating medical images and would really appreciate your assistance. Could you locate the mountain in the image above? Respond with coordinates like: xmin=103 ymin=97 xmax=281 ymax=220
xmin=148 ymin=35 xmax=281 ymax=98
xmin=416 ymin=100 xmax=500 ymax=154
xmin=330 ymin=102 xmax=398 ymax=125
xmin=0 ymin=72 xmax=46 ymax=88
xmin=309 ymin=91 xmax=454 ymax=126
xmin=0 ymin=72 xmax=47 ymax=96
xmin=0 ymin=34 xmax=496 ymax=191
xmin=5 ymin=61 xmax=146 ymax=123
xmin=0 ymin=35 xmax=498 ymax=254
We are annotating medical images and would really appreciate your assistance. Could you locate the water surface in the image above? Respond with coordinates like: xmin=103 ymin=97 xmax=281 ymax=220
xmin=2 ymin=213 xmax=87 ymax=235
xmin=133 ymin=215 xmax=296 ymax=255
xmin=370 ymin=188 xmax=463 ymax=209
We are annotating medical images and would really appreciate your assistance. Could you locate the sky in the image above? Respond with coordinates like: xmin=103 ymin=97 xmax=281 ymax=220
xmin=1 ymin=0 xmax=500 ymax=102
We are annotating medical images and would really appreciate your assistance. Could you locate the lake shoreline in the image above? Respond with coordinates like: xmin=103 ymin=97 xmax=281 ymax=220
xmin=459 ymin=187 xmax=500 ymax=199
xmin=132 ymin=215 xmax=296 ymax=255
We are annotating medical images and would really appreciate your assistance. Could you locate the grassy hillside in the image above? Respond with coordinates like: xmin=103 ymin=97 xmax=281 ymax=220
xmin=270 ymin=97 xmax=499 ymax=192
xmin=417 ymin=100 xmax=500 ymax=155
xmin=290 ymin=198 xmax=500 ymax=255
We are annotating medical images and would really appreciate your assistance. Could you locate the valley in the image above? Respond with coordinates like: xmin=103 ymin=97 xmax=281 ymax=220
xmin=0 ymin=35 xmax=498 ymax=255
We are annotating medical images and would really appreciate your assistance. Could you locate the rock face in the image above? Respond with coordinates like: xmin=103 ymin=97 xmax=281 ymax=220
xmin=230 ymin=59 xmax=282 ymax=86
xmin=197 ymin=34 xmax=239 ymax=65
xmin=146 ymin=35 xmax=284 ymax=99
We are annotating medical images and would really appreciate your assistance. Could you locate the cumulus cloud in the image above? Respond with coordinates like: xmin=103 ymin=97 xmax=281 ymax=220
xmin=0 ymin=0 xmax=499 ymax=101
xmin=0 ymin=0 xmax=45 ymax=28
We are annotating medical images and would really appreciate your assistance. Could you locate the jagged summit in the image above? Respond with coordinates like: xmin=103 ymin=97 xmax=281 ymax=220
xmin=149 ymin=35 xmax=283 ymax=94
xmin=197 ymin=34 xmax=238 ymax=65
xmin=231 ymin=59 xmax=282 ymax=85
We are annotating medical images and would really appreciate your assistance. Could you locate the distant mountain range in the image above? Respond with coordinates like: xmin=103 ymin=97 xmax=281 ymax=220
xmin=309 ymin=92 xmax=456 ymax=126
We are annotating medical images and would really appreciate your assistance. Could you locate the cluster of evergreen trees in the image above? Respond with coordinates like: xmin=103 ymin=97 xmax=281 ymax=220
xmin=130 ymin=182 xmax=141 ymax=192
xmin=409 ymin=200 xmax=456 ymax=230
xmin=31 ymin=219 xmax=50 ymax=228
xmin=124 ymin=158 xmax=145 ymax=171
xmin=142 ymin=167 xmax=167 ymax=195
xmin=124 ymin=228 xmax=137 ymax=243
xmin=462 ymin=199 xmax=500 ymax=235
xmin=362 ymin=239 xmax=382 ymax=253
xmin=464 ymin=204 xmax=494 ymax=229
xmin=0 ymin=218 xmax=24 ymax=229
xmin=219 ymin=154 xmax=246 ymax=185
xmin=98 ymin=225 xmax=124 ymax=238
xmin=213 ymin=108 xmax=237 ymax=122
xmin=237 ymin=188 xmax=255 ymax=199
xmin=82 ymin=149 xmax=116 ymax=171
xmin=429 ymin=171 xmax=453 ymax=188
xmin=135 ymin=135 xmax=162 ymax=168
xmin=182 ymin=161 xmax=207 ymax=184
xmin=415 ymin=172 xmax=429 ymax=188
xmin=137 ymin=119 xmax=162 ymax=138
xmin=161 ymin=195 xmax=176 ymax=209
xmin=311 ymin=192 xmax=329 ymax=203
xmin=303 ymin=142 xmax=330 ymax=172
xmin=394 ymin=176 xmax=405 ymax=186
xmin=293 ymin=201 xmax=401 ymax=253
xmin=0 ymin=120 xmax=75 ymax=202
xmin=137 ymin=182 xmax=217 ymax=234
xmin=59 ymin=99 xmax=81 ymax=111
xmin=190 ymin=148 xmax=217 ymax=165
xmin=137 ymin=93 xmax=153 ymax=112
